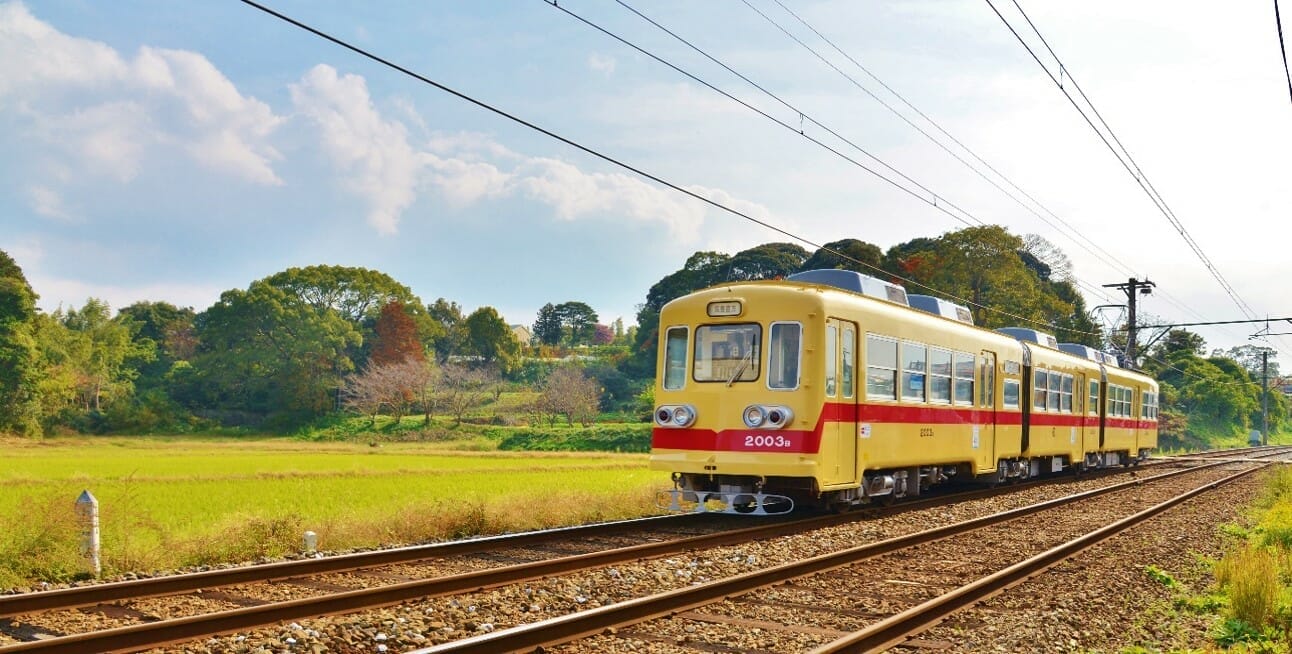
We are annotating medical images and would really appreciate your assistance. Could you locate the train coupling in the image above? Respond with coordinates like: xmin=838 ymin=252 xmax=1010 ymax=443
xmin=656 ymin=489 xmax=795 ymax=515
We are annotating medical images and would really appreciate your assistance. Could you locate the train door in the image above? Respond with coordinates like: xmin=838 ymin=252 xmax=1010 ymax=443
xmin=823 ymin=318 xmax=858 ymax=485
xmin=978 ymin=350 xmax=997 ymax=472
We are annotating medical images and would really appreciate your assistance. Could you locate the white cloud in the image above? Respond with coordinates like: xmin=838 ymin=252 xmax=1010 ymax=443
xmin=423 ymin=153 xmax=510 ymax=207
xmin=291 ymin=64 xmax=421 ymax=234
xmin=0 ymin=2 xmax=284 ymax=186
xmin=588 ymin=53 xmax=616 ymax=75
xmin=514 ymin=157 xmax=705 ymax=240
xmin=27 ymin=185 xmax=71 ymax=220
xmin=290 ymin=65 xmax=750 ymax=240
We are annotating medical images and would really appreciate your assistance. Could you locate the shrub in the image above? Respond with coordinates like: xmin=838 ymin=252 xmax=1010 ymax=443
xmin=496 ymin=424 xmax=651 ymax=452
xmin=1215 ymin=544 xmax=1282 ymax=629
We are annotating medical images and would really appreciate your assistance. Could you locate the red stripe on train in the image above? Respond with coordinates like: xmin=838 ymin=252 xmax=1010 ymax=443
xmin=651 ymin=401 xmax=1156 ymax=453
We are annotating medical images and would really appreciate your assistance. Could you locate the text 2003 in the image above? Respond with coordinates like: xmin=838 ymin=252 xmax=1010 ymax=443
xmin=744 ymin=434 xmax=794 ymax=449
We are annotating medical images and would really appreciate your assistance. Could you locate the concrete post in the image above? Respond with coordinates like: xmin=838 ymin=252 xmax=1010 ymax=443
xmin=75 ymin=490 xmax=100 ymax=577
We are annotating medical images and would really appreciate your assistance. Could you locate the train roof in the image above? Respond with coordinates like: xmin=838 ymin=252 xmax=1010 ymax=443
xmin=785 ymin=269 xmax=909 ymax=306
xmin=996 ymin=327 xmax=1058 ymax=349
xmin=1058 ymin=342 xmax=1121 ymax=368
xmin=907 ymin=294 xmax=974 ymax=325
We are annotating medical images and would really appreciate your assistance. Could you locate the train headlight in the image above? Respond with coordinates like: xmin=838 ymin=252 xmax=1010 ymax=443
xmin=656 ymin=408 xmax=674 ymax=425
xmin=655 ymin=405 xmax=697 ymax=428
xmin=765 ymin=406 xmax=793 ymax=427
xmin=671 ymin=405 xmax=694 ymax=426
xmin=743 ymin=404 xmax=792 ymax=429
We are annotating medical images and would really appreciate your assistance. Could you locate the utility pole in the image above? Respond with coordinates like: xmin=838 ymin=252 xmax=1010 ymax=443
xmin=1103 ymin=277 xmax=1155 ymax=368
xmin=1262 ymin=348 xmax=1269 ymax=446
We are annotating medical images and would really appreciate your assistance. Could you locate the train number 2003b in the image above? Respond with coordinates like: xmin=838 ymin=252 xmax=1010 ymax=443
xmin=744 ymin=434 xmax=795 ymax=449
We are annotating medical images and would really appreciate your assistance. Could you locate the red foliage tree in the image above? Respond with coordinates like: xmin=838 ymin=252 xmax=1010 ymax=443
xmin=370 ymin=300 xmax=425 ymax=366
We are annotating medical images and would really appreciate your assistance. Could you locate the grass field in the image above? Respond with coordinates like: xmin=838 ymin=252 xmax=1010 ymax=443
xmin=0 ymin=436 xmax=668 ymax=589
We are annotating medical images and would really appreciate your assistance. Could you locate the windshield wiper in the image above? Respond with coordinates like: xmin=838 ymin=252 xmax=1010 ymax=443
xmin=727 ymin=347 xmax=754 ymax=387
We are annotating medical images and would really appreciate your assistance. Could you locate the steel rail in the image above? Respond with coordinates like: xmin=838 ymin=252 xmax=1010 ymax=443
xmin=408 ymin=459 xmax=1245 ymax=654
xmin=0 ymin=513 xmax=707 ymax=617
xmin=0 ymin=461 xmax=1227 ymax=654
xmin=0 ymin=458 xmax=1150 ymax=618
xmin=808 ymin=463 xmax=1271 ymax=653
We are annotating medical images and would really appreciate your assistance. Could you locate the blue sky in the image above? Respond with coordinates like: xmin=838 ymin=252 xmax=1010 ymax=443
xmin=4 ymin=1 xmax=1291 ymax=369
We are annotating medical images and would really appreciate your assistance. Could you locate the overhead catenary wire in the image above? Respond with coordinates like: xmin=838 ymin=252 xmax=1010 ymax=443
xmin=545 ymin=0 xmax=1121 ymax=333
xmin=235 ymin=0 xmax=1098 ymax=338
xmin=1274 ymin=0 xmax=1292 ymax=104
xmin=756 ymin=0 xmax=1248 ymax=353
xmin=987 ymin=0 xmax=1292 ymax=365
xmin=985 ymin=0 xmax=1261 ymax=323
xmin=749 ymin=0 xmax=1141 ymax=282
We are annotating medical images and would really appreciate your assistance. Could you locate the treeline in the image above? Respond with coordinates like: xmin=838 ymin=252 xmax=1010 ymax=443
xmin=0 ymin=225 xmax=1283 ymax=442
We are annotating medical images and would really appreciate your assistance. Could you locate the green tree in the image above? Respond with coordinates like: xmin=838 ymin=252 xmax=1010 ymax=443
xmin=727 ymin=242 xmax=809 ymax=280
xmin=37 ymin=299 xmax=154 ymax=418
xmin=426 ymin=298 xmax=466 ymax=363
xmin=555 ymin=301 xmax=598 ymax=345
xmin=533 ymin=303 xmax=563 ymax=346
xmin=799 ymin=238 xmax=885 ymax=275
xmin=192 ymin=281 xmax=362 ymax=423
xmin=463 ymin=306 xmax=520 ymax=373
xmin=889 ymin=226 xmax=1071 ymax=330
xmin=0 ymin=250 xmax=43 ymax=436
xmin=117 ymin=301 xmax=197 ymax=390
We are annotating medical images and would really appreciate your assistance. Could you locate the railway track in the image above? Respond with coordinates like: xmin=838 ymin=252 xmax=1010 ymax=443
xmin=417 ymin=453 xmax=1285 ymax=653
xmin=0 ymin=448 xmax=1283 ymax=653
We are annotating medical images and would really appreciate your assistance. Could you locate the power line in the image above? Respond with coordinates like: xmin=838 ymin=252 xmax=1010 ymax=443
xmin=985 ymin=0 xmax=1261 ymax=323
xmin=236 ymin=0 xmax=1097 ymax=338
xmin=756 ymin=0 xmax=1141 ymax=281
xmin=758 ymin=0 xmax=1264 ymax=357
xmin=1277 ymin=0 xmax=1292 ymax=104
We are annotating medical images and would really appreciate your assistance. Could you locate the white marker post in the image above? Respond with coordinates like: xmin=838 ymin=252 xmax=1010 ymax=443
xmin=75 ymin=490 xmax=101 ymax=577
xmin=303 ymin=530 xmax=318 ymax=555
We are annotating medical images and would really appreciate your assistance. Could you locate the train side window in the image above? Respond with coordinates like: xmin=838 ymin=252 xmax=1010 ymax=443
xmin=929 ymin=348 xmax=952 ymax=404
xmin=902 ymin=342 xmax=927 ymax=402
xmin=1088 ymin=380 xmax=1099 ymax=416
xmin=866 ymin=335 xmax=898 ymax=400
xmin=841 ymin=326 xmax=856 ymax=398
xmin=825 ymin=324 xmax=838 ymax=397
xmin=767 ymin=322 xmax=801 ymax=390
xmin=663 ymin=327 xmax=688 ymax=390
xmin=978 ymin=353 xmax=995 ymax=407
xmin=1003 ymin=378 xmax=1020 ymax=409
xmin=1033 ymin=369 xmax=1048 ymax=412
xmin=1047 ymin=371 xmax=1062 ymax=412
xmin=1060 ymin=374 xmax=1073 ymax=413
xmin=953 ymin=352 xmax=974 ymax=406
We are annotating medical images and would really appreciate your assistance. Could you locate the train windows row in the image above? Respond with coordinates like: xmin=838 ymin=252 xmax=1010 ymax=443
xmin=1108 ymin=384 xmax=1133 ymax=418
xmin=866 ymin=335 xmax=974 ymax=405
xmin=1032 ymin=368 xmax=1075 ymax=413
xmin=1142 ymin=391 xmax=1158 ymax=419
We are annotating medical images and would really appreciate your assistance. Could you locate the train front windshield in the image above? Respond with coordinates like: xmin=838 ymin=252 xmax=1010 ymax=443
xmin=694 ymin=324 xmax=761 ymax=383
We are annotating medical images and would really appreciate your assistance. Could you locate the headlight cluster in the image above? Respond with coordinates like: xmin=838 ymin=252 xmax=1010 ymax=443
xmin=655 ymin=404 xmax=697 ymax=428
xmin=742 ymin=404 xmax=794 ymax=429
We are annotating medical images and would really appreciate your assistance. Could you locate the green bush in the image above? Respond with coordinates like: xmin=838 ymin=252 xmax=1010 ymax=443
xmin=496 ymin=424 xmax=651 ymax=452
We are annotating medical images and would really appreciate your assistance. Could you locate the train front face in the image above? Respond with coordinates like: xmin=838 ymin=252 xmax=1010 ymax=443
xmin=650 ymin=283 xmax=828 ymax=515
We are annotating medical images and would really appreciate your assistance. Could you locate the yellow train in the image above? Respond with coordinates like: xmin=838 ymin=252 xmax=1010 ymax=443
xmin=651 ymin=269 xmax=1158 ymax=514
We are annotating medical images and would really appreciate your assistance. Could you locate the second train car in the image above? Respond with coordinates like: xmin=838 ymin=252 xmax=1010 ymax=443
xmin=651 ymin=269 xmax=1158 ymax=514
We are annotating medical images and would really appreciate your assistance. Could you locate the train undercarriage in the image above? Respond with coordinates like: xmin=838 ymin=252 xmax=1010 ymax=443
xmin=661 ymin=448 xmax=1154 ymax=515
